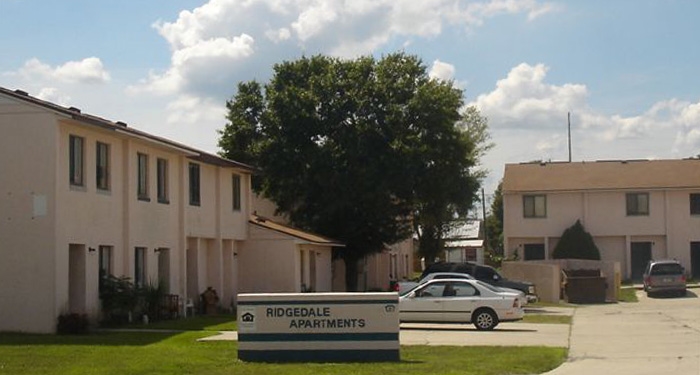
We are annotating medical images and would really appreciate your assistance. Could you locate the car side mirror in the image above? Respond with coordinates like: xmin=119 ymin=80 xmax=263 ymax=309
xmin=493 ymin=274 xmax=500 ymax=281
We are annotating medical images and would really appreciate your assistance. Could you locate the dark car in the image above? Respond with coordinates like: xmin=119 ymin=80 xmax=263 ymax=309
xmin=643 ymin=259 xmax=686 ymax=297
xmin=421 ymin=262 xmax=537 ymax=301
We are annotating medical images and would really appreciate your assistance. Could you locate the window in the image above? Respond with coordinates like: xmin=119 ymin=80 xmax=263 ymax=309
xmin=189 ymin=163 xmax=200 ymax=206
xmin=134 ymin=247 xmax=146 ymax=288
xmin=452 ymin=282 xmax=479 ymax=297
xmin=96 ymin=142 xmax=110 ymax=191
xmin=157 ymin=158 xmax=169 ymax=203
xmin=626 ymin=193 xmax=649 ymax=216
xmin=69 ymin=135 xmax=84 ymax=186
xmin=232 ymin=174 xmax=241 ymax=211
xmin=98 ymin=245 xmax=113 ymax=276
xmin=690 ymin=194 xmax=700 ymax=215
xmin=524 ymin=244 xmax=546 ymax=260
xmin=137 ymin=153 xmax=149 ymax=200
xmin=417 ymin=282 xmax=446 ymax=298
xmin=523 ymin=194 xmax=546 ymax=218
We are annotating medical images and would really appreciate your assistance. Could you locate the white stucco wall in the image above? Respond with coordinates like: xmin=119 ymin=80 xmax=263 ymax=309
xmin=0 ymin=99 xmax=58 ymax=333
xmin=504 ymin=188 xmax=700 ymax=279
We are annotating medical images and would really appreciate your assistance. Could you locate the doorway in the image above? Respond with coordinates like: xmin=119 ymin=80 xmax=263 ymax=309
xmin=157 ymin=248 xmax=170 ymax=293
xmin=691 ymin=242 xmax=700 ymax=279
xmin=630 ymin=242 xmax=652 ymax=281
xmin=68 ymin=244 xmax=86 ymax=313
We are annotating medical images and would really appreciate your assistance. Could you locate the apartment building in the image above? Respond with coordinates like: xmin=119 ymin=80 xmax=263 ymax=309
xmin=502 ymin=159 xmax=700 ymax=280
xmin=0 ymin=87 xmax=254 ymax=333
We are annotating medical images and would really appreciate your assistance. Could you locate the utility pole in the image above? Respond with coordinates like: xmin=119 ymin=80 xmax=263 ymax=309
xmin=482 ymin=188 xmax=488 ymax=254
xmin=568 ymin=111 xmax=572 ymax=162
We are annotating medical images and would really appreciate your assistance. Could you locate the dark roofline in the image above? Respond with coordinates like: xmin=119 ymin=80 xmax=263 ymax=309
xmin=249 ymin=214 xmax=345 ymax=247
xmin=0 ymin=86 xmax=255 ymax=172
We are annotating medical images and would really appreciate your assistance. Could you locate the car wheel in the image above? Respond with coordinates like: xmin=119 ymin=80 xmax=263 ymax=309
xmin=472 ymin=309 xmax=498 ymax=331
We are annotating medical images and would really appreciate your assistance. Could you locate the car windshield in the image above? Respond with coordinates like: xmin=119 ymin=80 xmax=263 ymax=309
xmin=650 ymin=263 xmax=683 ymax=276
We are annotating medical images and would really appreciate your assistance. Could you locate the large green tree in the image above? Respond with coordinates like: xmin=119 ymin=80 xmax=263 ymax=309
xmin=485 ymin=181 xmax=504 ymax=263
xmin=219 ymin=53 xmax=490 ymax=289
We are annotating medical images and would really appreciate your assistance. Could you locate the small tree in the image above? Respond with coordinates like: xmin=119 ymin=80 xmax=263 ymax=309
xmin=552 ymin=220 xmax=601 ymax=260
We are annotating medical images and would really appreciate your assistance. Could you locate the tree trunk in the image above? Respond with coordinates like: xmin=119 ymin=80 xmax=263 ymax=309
xmin=343 ymin=255 xmax=360 ymax=292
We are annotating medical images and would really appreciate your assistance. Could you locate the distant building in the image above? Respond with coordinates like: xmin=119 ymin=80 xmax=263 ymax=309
xmin=502 ymin=159 xmax=700 ymax=280
xmin=443 ymin=220 xmax=485 ymax=264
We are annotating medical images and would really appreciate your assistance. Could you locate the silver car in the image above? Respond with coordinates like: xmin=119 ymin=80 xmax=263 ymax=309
xmin=643 ymin=260 xmax=686 ymax=297
xmin=399 ymin=279 xmax=524 ymax=330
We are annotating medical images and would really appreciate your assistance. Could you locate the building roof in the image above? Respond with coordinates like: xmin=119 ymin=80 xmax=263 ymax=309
xmin=0 ymin=86 xmax=255 ymax=172
xmin=503 ymin=159 xmax=700 ymax=193
xmin=444 ymin=220 xmax=481 ymax=240
xmin=249 ymin=214 xmax=345 ymax=247
xmin=442 ymin=220 xmax=483 ymax=248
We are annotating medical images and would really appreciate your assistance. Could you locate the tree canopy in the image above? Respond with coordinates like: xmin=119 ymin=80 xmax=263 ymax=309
xmin=485 ymin=180 xmax=504 ymax=262
xmin=218 ymin=53 xmax=491 ymax=289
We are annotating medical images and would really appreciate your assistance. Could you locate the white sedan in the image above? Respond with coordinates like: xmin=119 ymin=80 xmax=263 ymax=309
xmin=398 ymin=272 xmax=528 ymax=306
xmin=399 ymin=279 xmax=524 ymax=330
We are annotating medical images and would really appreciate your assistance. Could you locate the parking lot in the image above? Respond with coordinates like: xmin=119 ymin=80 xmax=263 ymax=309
xmin=204 ymin=289 xmax=700 ymax=374
xmin=547 ymin=289 xmax=700 ymax=375
xmin=400 ymin=306 xmax=573 ymax=347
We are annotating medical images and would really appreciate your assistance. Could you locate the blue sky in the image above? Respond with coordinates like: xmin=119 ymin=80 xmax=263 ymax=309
xmin=2 ymin=0 xmax=700 ymax=196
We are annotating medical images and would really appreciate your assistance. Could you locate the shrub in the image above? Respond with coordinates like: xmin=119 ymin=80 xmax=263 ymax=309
xmin=57 ymin=313 xmax=89 ymax=334
xmin=552 ymin=220 xmax=601 ymax=260
xmin=99 ymin=274 xmax=138 ymax=326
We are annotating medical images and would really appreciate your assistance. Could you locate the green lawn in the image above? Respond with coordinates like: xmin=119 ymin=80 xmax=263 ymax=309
xmin=618 ymin=287 xmax=639 ymax=303
xmin=0 ymin=331 xmax=566 ymax=375
xmin=126 ymin=315 xmax=237 ymax=331
xmin=521 ymin=314 xmax=572 ymax=325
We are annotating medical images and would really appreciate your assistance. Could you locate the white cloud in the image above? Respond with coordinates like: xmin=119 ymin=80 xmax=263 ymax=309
xmin=165 ymin=94 xmax=227 ymax=125
xmin=429 ymin=60 xmax=455 ymax=81
xmin=470 ymin=63 xmax=587 ymax=129
xmin=15 ymin=57 xmax=110 ymax=84
xmin=35 ymin=87 xmax=72 ymax=106
xmin=133 ymin=0 xmax=555 ymax=96
xmin=470 ymin=63 xmax=700 ymax=170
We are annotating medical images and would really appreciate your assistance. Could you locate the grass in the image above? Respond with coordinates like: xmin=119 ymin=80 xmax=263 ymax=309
xmin=125 ymin=315 xmax=237 ymax=331
xmin=0 ymin=331 xmax=567 ymax=375
xmin=618 ymin=287 xmax=639 ymax=303
xmin=521 ymin=314 xmax=572 ymax=325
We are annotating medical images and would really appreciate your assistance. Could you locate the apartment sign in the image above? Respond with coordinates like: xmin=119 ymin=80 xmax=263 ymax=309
xmin=237 ymin=292 xmax=399 ymax=362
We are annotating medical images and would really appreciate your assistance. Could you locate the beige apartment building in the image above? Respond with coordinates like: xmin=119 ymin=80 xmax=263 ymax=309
xmin=0 ymin=87 xmax=336 ymax=333
xmin=502 ymin=159 xmax=700 ymax=280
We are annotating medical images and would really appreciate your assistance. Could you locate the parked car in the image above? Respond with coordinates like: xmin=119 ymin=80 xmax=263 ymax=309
xmin=399 ymin=279 xmax=524 ymax=330
xmin=421 ymin=262 xmax=538 ymax=302
xmin=643 ymin=259 xmax=687 ymax=297
xmin=398 ymin=272 xmax=528 ymax=305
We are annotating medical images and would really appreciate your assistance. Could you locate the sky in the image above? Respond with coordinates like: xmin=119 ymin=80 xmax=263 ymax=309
xmin=2 ymin=0 xmax=700 ymax=200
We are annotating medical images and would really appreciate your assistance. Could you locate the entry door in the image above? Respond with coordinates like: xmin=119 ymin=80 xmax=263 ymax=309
xmin=691 ymin=242 xmax=700 ymax=279
xmin=68 ymin=244 xmax=86 ymax=313
xmin=630 ymin=242 xmax=652 ymax=281
xmin=158 ymin=249 xmax=170 ymax=293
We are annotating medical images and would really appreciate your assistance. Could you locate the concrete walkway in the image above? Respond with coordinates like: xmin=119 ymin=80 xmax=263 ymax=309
xmin=544 ymin=289 xmax=700 ymax=375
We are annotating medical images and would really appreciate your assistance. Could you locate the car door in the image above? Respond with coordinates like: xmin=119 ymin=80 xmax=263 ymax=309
xmin=441 ymin=281 xmax=479 ymax=323
xmin=400 ymin=282 xmax=446 ymax=322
